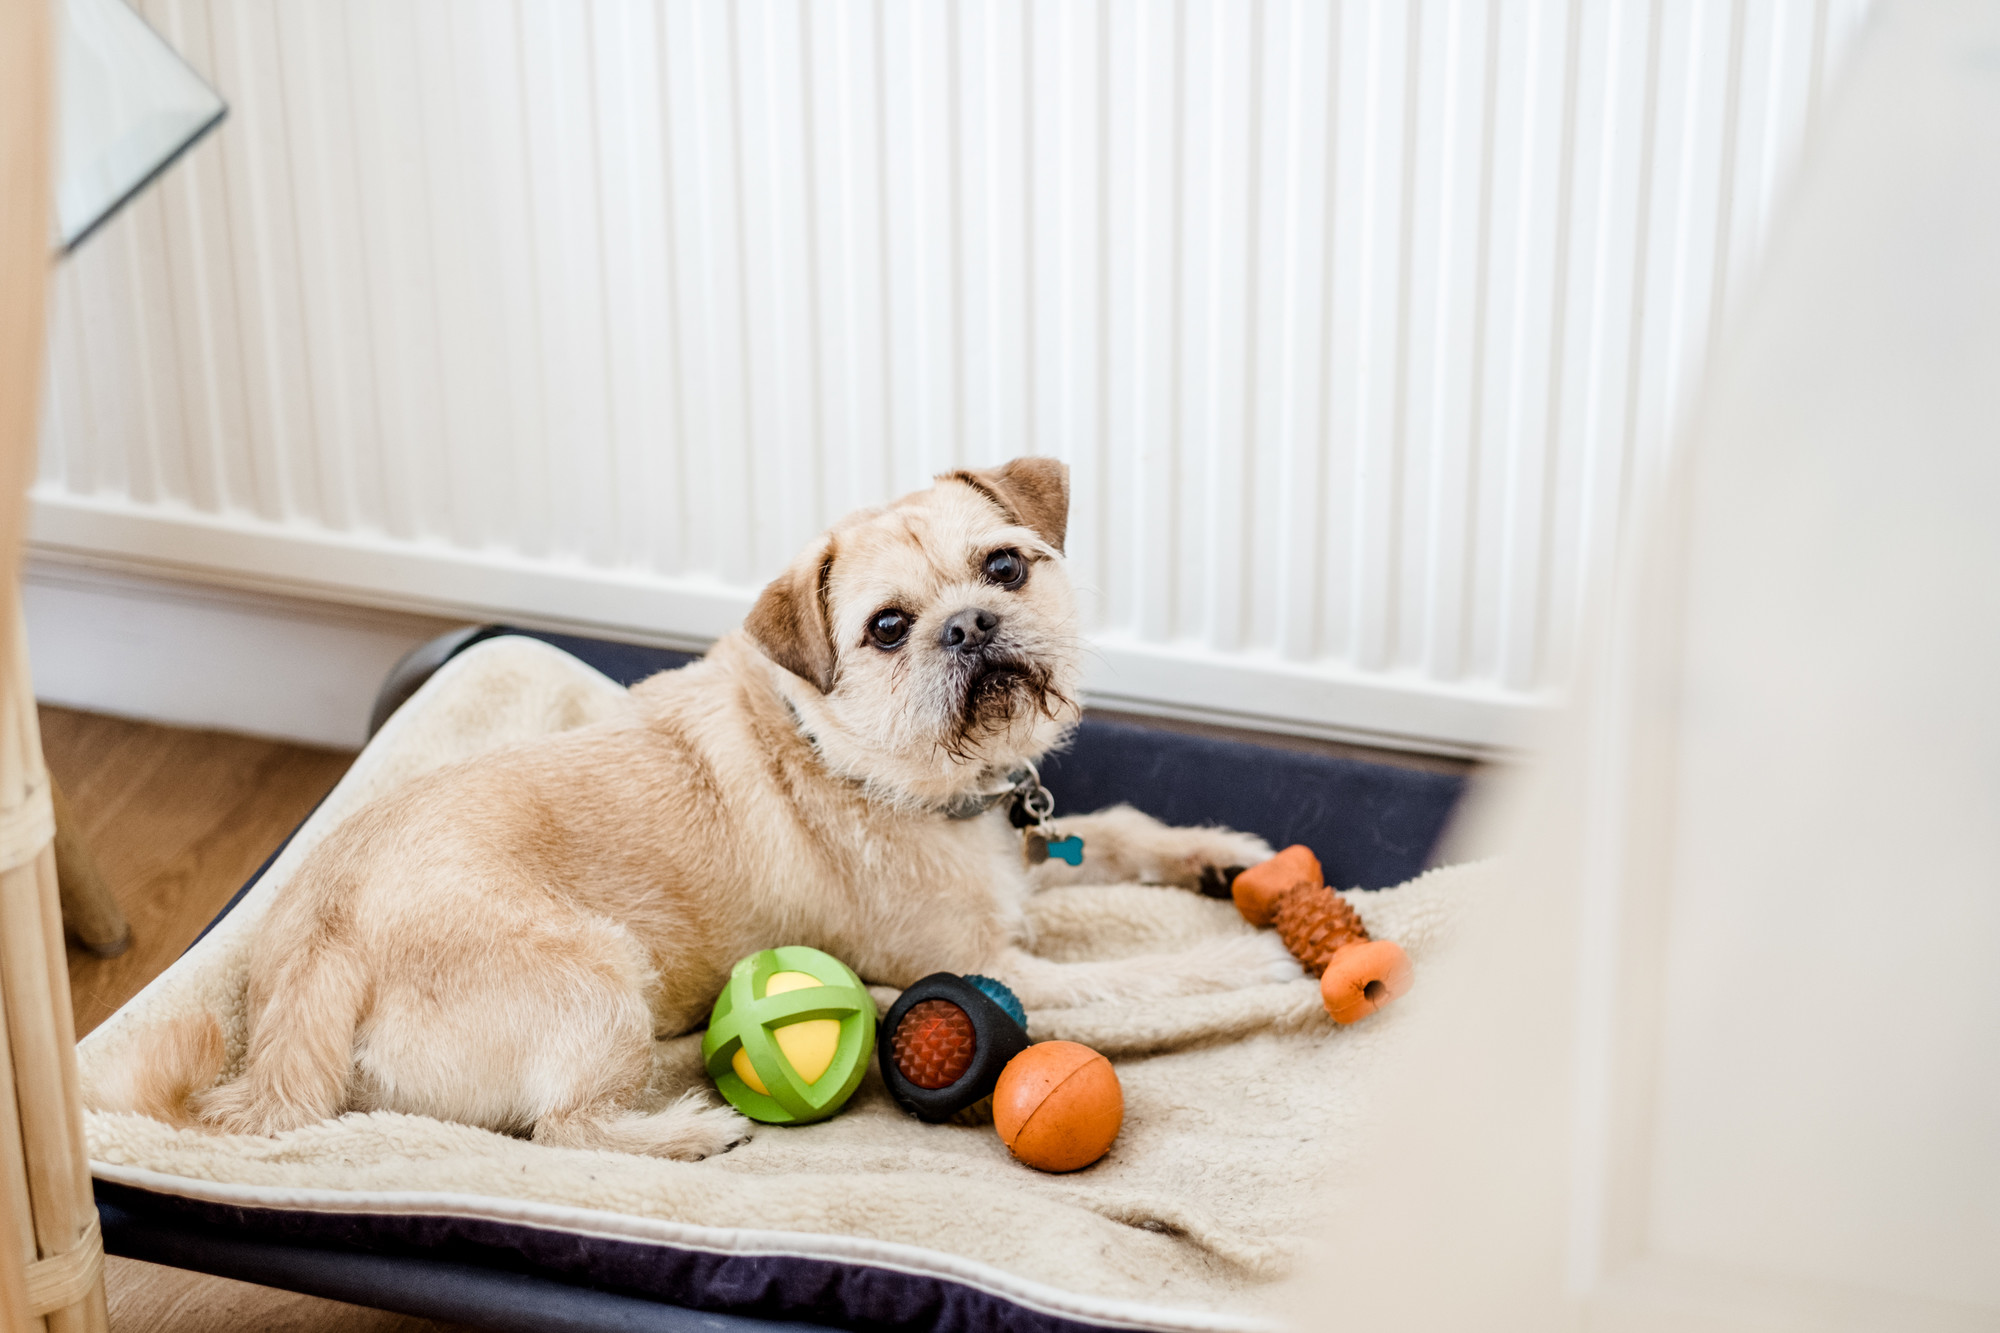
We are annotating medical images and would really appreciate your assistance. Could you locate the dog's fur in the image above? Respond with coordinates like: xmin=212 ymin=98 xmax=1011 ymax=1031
xmin=97 ymin=460 xmax=1289 ymax=1158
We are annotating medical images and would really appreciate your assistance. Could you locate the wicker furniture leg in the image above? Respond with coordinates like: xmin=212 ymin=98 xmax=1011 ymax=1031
xmin=49 ymin=780 xmax=127 ymax=960
xmin=1 ymin=0 xmax=112 ymax=1325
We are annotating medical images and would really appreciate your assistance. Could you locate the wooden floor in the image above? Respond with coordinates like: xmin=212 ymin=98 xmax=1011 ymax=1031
xmin=44 ymin=706 xmax=482 ymax=1333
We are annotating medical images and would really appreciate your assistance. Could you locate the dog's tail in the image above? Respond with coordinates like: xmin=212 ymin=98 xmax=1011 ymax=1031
xmin=192 ymin=935 xmax=367 ymax=1135
xmin=89 ymin=933 xmax=366 ymax=1136
xmin=85 ymin=1011 xmax=227 ymax=1126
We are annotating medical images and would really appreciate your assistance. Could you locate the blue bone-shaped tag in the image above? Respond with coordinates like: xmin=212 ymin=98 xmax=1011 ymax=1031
xmin=1044 ymin=835 xmax=1084 ymax=866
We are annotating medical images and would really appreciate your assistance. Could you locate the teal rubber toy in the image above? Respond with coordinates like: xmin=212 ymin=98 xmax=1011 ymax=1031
xmin=701 ymin=946 xmax=876 ymax=1125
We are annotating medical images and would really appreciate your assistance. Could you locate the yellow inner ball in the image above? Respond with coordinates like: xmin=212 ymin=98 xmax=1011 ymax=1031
xmin=730 ymin=971 xmax=841 ymax=1094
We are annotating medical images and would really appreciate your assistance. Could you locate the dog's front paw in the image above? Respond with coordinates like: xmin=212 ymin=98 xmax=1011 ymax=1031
xmin=1182 ymin=827 xmax=1277 ymax=898
xmin=1184 ymin=930 xmax=1307 ymax=992
xmin=1240 ymin=929 xmax=1311 ymax=985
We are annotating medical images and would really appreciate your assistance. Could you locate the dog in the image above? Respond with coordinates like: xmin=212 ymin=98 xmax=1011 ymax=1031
xmin=100 ymin=458 xmax=1293 ymax=1158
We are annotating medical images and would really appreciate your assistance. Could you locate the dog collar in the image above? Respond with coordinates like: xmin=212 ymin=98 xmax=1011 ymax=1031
xmin=937 ymin=766 xmax=1037 ymax=821
xmin=777 ymin=695 xmax=1017 ymax=814
xmin=949 ymin=760 xmax=1088 ymax=870
xmin=777 ymin=699 xmax=1083 ymax=863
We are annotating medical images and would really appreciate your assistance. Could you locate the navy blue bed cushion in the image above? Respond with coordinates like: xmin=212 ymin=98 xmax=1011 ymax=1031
xmin=97 ymin=1182 xmax=1085 ymax=1333
xmin=107 ymin=628 xmax=1465 ymax=1332
xmin=426 ymin=627 xmax=1463 ymax=892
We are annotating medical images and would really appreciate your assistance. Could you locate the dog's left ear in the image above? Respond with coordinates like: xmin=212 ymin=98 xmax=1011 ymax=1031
xmin=949 ymin=456 xmax=1070 ymax=554
xmin=744 ymin=538 xmax=840 ymax=694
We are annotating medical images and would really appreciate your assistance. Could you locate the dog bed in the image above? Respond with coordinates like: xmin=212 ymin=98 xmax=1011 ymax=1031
xmin=80 ymin=632 xmax=1482 ymax=1332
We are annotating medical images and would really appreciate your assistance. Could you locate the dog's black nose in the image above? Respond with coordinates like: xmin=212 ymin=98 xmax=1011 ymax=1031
xmin=940 ymin=608 xmax=999 ymax=651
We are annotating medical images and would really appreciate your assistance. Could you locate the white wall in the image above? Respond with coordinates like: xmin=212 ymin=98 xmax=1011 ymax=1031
xmin=1300 ymin=7 xmax=2000 ymax=1325
xmin=35 ymin=0 xmax=1872 ymax=754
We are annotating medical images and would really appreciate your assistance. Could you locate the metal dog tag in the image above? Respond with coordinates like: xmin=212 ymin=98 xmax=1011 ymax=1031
xmin=1010 ymin=761 xmax=1084 ymax=866
xmin=1029 ymin=833 xmax=1085 ymax=865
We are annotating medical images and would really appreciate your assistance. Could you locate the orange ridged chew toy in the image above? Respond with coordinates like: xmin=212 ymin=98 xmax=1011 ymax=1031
xmin=992 ymin=1041 xmax=1123 ymax=1172
xmin=1231 ymin=846 xmax=1413 ymax=1024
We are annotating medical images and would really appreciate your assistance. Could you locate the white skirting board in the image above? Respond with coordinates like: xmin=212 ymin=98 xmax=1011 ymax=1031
xmin=22 ymin=550 xmax=1533 ymax=758
xmin=23 ymin=560 xmax=456 ymax=750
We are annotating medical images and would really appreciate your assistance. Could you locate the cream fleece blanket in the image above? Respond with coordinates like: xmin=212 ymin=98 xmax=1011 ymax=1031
xmin=78 ymin=636 xmax=1488 ymax=1332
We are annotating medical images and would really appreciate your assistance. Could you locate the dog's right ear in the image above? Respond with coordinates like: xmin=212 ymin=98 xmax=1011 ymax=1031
xmin=745 ymin=538 xmax=840 ymax=694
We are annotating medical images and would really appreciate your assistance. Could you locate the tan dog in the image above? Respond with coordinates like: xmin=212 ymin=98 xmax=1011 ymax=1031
xmin=103 ymin=459 xmax=1289 ymax=1158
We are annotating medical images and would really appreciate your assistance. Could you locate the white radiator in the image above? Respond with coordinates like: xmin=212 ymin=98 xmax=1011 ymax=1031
xmin=35 ymin=0 xmax=1871 ymax=754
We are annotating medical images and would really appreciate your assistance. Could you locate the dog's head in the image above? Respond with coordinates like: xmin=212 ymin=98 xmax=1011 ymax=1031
xmin=745 ymin=457 xmax=1082 ymax=803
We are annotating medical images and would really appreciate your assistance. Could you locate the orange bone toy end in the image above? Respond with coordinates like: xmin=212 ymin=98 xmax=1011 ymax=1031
xmin=1230 ymin=844 xmax=1323 ymax=926
xmin=1319 ymin=939 xmax=1413 ymax=1024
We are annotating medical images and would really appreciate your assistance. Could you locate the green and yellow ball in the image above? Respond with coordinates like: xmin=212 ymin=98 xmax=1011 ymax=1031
xmin=701 ymin=946 xmax=876 ymax=1125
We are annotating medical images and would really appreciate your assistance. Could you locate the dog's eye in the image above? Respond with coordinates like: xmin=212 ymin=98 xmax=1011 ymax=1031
xmin=868 ymin=609 xmax=911 ymax=648
xmin=981 ymin=549 xmax=1027 ymax=590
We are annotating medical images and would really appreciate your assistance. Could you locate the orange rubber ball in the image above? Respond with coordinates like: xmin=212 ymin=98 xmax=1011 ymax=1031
xmin=992 ymin=1041 xmax=1123 ymax=1172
